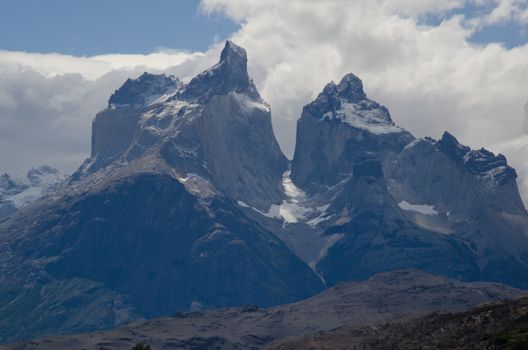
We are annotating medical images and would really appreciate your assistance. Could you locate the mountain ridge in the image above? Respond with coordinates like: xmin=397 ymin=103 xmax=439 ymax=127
xmin=1 ymin=41 xmax=528 ymax=343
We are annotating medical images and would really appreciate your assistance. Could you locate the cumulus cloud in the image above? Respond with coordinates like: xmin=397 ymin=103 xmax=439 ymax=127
xmin=0 ymin=67 xmax=127 ymax=174
xmin=478 ymin=0 xmax=528 ymax=25
xmin=0 ymin=50 xmax=218 ymax=175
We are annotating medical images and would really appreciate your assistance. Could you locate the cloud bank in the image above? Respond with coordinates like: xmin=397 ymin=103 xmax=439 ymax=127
xmin=1 ymin=1 xmax=528 ymax=194
xmin=0 ymin=50 xmax=217 ymax=174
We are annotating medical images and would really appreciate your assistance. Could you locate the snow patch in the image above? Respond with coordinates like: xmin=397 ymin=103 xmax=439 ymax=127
xmin=236 ymin=172 xmax=332 ymax=227
xmin=262 ymin=171 xmax=311 ymax=225
xmin=265 ymin=201 xmax=312 ymax=224
xmin=398 ymin=200 xmax=438 ymax=216
xmin=237 ymin=200 xmax=250 ymax=208
xmin=322 ymin=100 xmax=403 ymax=134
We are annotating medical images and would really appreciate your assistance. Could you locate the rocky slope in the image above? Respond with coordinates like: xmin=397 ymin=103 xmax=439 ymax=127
xmin=274 ymin=291 xmax=528 ymax=350
xmin=2 ymin=270 xmax=525 ymax=350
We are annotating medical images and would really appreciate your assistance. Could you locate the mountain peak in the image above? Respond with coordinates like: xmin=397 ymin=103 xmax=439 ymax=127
xmin=220 ymin=40 xmax=248 ymax=64
xmin=319 ymin=74 xmax=366 ymax=103
xmin=303 ymin=73 xmax=401 ymax=136
xmin=108 ymin=72 xmax=180 ymax=108
xmin=337 ymin=73 xmax=367 ymax=102
xmin=436 ymin=131 xmax=516 ymax=185
xmin=179 ymin=40 xmax=259 ymax=103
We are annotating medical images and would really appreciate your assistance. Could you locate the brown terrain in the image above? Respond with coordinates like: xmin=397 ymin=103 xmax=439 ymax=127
xmin=2 ymin=270 xmax=525 ymax=350
xmin=274 ymin=296 xmax=528 ymax=350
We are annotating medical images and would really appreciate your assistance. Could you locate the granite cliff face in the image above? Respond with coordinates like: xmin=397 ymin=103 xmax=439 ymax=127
xmin=81 ymin=41 xmax=287 ymax=209
xmin=89 ymin=73 xmax=181 ymax=167
xmin=1 ymin=42 xmax=528 ymax=344
xmin=291 ymin=74 xmax=413 ymax=191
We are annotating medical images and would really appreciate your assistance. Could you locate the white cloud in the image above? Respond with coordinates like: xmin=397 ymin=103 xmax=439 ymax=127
xmin=482 ymin=0 xmax=528 ymax=25
xmin=0 ymin=50 xmax=216 ymax=175
xmin=0 ymin=50 xmax=206 ymax=80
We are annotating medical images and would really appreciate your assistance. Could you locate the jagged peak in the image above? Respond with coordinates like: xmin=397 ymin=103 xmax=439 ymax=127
xmin=436 ymin=132 xmax=516 ymax=184
xmin=109 ymin=72 xmax=180 ymax=108
xmin=436 ymin=132 xmax=469 ymax=159
xmin=319 ymin=74 xmax=366 ymax=103
xmin=305 ymin=73 xmax=402 ymax=135
xmin=220 ymin=40 xmax=248 ymax=64
xmin=178 ymin=41 xmax=259 ymax=103
xmin=337 ymin=73 xmax=367 ymax=102
xmin=321 ymin=81 xmax=337 ymax=94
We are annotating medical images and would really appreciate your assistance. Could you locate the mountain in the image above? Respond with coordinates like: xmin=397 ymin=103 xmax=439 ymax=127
xmin=0 ymin=165 xmax=66 ymax=219
xmin=81 ymin=40 xmax=287 ymax=209
xmin=0 ymin=41 xmax=320 ymax=344
xmin=1 ymin=41 xmax=528 ymax=344
xmin=286 ymin=73 xmax=528 ymax=288
xmin=2 ymin=270 xmax=525 ymax=350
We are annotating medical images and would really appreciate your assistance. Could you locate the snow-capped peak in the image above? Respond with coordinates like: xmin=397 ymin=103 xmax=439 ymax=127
xmin=307 ymin=73 xmax=404 ymax=135
xmin=336 ymin=73 xmax=367 ymax=102
xmin=220 ymin=40 xmax=248 ymax=64
xmin=108 ymin=72 xmax=181 ymax=109
xmin=177 ymin=40 xmax=260 ymax=103
xmin=436 ymin=132 xmax=516 ymax=185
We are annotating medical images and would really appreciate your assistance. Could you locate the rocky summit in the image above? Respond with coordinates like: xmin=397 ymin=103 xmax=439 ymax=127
xmin=1 ymin=41 xmax=528 ymax=344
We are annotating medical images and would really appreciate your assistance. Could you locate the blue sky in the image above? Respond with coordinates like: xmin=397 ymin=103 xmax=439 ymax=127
xmin=424 ymin=1 xmax=528 ymax=48
xmin=1 ymin=0 xmax=526 ymax=55
xmin=0 ymin=0 xmax=238 ymax=55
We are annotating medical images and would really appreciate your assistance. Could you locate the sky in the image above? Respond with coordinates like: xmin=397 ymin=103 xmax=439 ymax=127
xmin=1 ymin=0 xmax=528 ymax=196
xmin=0 ymin=0 xmax=238 ymax=54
